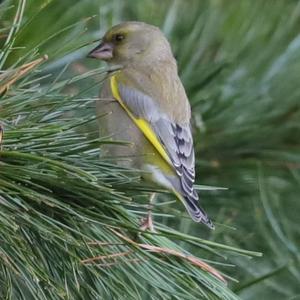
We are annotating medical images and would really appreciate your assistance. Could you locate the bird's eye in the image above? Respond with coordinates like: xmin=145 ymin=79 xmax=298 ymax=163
xmin=114 ymin=34 xmax=125 ymax=42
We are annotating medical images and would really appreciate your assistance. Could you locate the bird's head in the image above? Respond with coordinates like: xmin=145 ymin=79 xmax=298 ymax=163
xmin=88 ymin=22 xmax=173 ymax=66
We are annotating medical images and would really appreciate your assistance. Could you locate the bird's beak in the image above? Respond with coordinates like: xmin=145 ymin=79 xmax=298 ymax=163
xmin=87 ymin=42 xmax=114 ymax=60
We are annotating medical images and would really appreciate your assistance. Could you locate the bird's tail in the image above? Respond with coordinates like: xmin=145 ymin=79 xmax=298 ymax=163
xmin=174 ymin=190 xmax=215 ymax=229
xmin=153 ymin=170 xmax=214 ymax=229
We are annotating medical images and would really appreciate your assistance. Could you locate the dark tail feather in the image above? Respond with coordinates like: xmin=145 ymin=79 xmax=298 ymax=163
xmin=178 ymin=190 xmax=214 ymax=229
xmin=170 ymin=177 xmax=214 ymax=229
xmin=185 ymin=197 xmax=215 ymax=229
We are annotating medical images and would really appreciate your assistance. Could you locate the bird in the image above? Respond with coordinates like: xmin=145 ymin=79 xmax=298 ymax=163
xmin=88 ymin=21 xmax=214 ymax=230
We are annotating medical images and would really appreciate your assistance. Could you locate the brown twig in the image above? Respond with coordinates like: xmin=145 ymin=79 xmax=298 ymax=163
xmin=81 ymin=250 xmax=132 ymax=264
xmin=0 ymin=55 xmax=48 ymax=95
xmin=110 ymin=228 xmax=226 ymax=283
xmin=87 ymin=241 xmax=125 ymax=246
xmin=82 ymin=257 xmax=141 ymax=268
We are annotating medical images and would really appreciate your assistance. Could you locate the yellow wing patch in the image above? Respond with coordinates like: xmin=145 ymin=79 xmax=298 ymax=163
xmin=110 ymin=75 xmax=172 ymax=166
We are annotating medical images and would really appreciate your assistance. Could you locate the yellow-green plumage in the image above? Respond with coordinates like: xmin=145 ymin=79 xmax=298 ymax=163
xmin=110 ymin=74 xmax=172 ymax=166
xmin=90 ymin=21 xmax=214 ymax=229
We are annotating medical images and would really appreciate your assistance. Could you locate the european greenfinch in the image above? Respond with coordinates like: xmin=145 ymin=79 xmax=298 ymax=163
xmin=88 ymin=21 xmax=214 ymax=229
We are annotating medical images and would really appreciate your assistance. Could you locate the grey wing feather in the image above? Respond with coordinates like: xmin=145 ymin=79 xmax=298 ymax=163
xmin=118 ymin=85 xmax=160 ymax=122
xmin=117 ymin=84 xmax=214 ymax=228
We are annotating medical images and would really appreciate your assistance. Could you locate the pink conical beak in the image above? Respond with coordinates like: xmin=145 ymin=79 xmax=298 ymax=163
xmin=87 ymin=42 xmax=114 ymax=60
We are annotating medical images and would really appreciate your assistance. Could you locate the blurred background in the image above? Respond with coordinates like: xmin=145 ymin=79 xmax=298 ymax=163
xmin=1 ymin=0 xmax=300 ymax=299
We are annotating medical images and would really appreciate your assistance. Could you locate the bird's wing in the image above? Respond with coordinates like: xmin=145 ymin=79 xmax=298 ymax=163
xmin=111 ymin=74 xmax=195 ymax=184
xmin=110 ymin=75 xmax=214 ymax=228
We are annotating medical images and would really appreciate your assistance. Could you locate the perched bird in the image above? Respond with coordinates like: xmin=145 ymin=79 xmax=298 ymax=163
xmin=88 ymin=21 xmax=214 ymax=230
